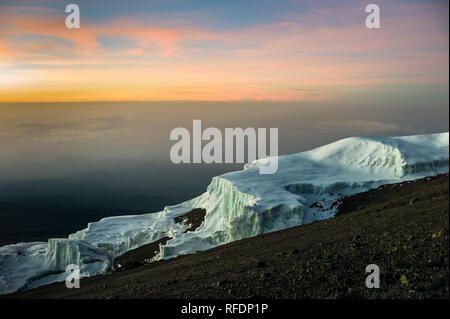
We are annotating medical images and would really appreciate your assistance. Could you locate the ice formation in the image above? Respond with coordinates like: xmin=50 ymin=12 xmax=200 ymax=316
xmin=0 ymin=132 xmax=448 ymax=295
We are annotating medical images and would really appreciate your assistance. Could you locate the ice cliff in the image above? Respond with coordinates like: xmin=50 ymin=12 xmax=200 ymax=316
xmin=0 ymin=132 xmax=448 ymax=294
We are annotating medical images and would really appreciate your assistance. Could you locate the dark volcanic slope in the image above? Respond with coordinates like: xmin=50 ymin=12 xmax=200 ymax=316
xmin=112 ymin=208 xmax=206 ymax=270
xmin=8 ymin=174 xmax=449 ymax=299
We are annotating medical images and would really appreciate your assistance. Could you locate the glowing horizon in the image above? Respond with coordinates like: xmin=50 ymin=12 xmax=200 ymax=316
xmin=0 ymin=0 xmax=448 ymax=102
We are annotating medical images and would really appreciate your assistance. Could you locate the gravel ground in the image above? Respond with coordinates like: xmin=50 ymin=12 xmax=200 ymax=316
xmin=7 ymin=174 xmax=449 ymax=299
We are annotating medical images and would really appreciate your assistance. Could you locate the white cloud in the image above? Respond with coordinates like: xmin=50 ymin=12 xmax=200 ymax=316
xmin=317 ymin=120 xmax=401 ymax=134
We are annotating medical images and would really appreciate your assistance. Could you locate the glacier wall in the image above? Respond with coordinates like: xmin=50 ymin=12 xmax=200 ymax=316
xmin=0 ymin=132 xmax=448 ymax=295
xmin=160 ymin=176 xmax=305 ymax=259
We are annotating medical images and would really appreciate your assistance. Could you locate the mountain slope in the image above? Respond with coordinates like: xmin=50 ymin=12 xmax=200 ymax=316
xmin=8 ymin=173 xmax=449 ymax=299
xmin=0 ymin=132 xmax=448 ymax=295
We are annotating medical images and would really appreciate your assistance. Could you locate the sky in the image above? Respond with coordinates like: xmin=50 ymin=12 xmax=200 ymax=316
xmin=0 ymin=0 xmax=448 ymax=243
xmin=0 ymin=0 xmax=448 ymax=102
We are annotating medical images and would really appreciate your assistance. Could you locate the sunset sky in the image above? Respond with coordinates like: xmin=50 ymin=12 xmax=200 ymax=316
xmin=0 ymin=0 xmax=448 ymax=102
xmin=0 ymin=0 xmax=448 ymax=253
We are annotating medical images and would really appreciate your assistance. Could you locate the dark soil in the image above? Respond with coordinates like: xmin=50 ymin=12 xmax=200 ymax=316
xmin=6 ymin=174 xmax=449 ymax=299
xmin=112 ymin=208 xmax=206 ymax=270
xmin=112 ymin=236 xmax=171 ymax=271
xmin=174 ymin=208 xmax=207 ymax=233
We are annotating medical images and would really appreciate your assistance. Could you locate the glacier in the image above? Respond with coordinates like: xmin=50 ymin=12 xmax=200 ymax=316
xmin=0 ymin=132 xmax=448 ymax=295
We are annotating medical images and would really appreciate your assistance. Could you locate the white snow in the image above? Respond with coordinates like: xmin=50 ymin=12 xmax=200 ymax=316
xmin=0 ymin=132 xmax=448 ymax=295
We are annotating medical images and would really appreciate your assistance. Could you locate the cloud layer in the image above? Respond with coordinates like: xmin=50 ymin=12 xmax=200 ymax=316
xmin=0 ymin=0 xmax=448 ymax=101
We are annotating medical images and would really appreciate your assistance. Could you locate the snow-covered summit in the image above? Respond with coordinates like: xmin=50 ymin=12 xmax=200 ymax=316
xmin=0 ymin=132 xmax=448 ymax=295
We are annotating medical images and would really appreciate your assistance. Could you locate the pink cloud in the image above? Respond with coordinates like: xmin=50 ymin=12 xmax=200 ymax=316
xmin=0 ymin=1 xmax=447 ymax=102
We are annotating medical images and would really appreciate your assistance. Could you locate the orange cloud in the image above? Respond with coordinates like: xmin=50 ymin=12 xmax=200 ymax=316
xmin=0 ymin=2 xmax=447 ymax=102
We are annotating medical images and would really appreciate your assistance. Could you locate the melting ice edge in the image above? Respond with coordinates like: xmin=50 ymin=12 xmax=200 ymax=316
xmin=0 ymin=132 xmax=448 ymax=294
